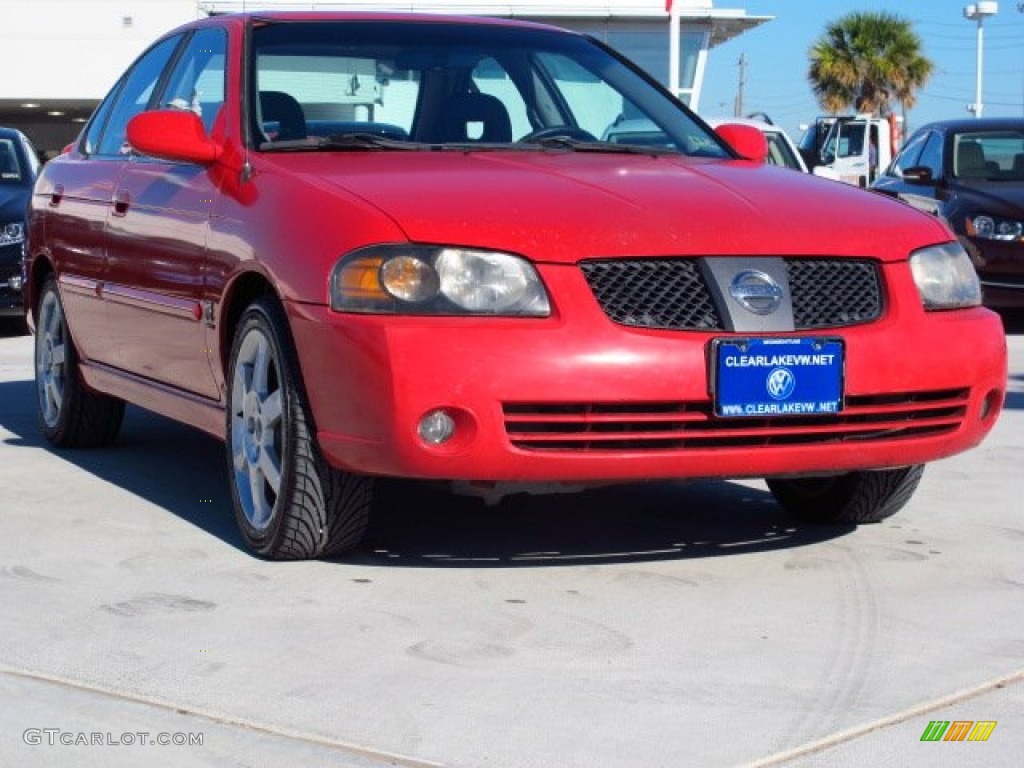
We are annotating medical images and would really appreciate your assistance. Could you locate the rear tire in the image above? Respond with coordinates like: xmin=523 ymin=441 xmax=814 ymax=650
xmin=226 ymin=297 xmax=372 ymax=560
xmin=767 ymin=465 xmax=925 ymax=524
xmin=35 ymin=277 xmax=124 ymax=448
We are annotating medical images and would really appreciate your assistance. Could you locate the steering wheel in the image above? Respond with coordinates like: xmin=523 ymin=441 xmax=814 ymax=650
xmin=518 ymin=126 xmax=599 ymax=143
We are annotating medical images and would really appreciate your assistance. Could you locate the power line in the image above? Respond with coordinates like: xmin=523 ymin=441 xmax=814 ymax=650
xmin=922 ymin=92 xmax=1022 ymax=107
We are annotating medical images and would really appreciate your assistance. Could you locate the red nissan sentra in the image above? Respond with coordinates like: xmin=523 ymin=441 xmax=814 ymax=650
xmin=25 ymin=13 xmax=1007 ymax=560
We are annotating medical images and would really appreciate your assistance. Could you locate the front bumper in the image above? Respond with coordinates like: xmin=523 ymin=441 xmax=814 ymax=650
xmin=286 ymin=262 xmax=1007 ymax=483
xmin=962 ymin=234 xmax=1024 ymax=309
xmin=0 ymin=242 xmax=25 ymax=317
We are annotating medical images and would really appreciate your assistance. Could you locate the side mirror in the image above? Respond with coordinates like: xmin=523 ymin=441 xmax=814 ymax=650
xmin=126 ymin=110 xmax=222 ymax=165
xmin=901 ymin=165 xmax=934 ymax=186
xmin=714 ymin=123 xmax=769 ymax=163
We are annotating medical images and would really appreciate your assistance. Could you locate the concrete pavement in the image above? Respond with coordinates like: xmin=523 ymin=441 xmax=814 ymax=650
xmin=1 ymin=317 xmax=1022 ymax=767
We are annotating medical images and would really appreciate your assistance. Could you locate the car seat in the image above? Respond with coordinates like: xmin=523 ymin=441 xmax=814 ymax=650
xmin=437 ymin=93 xmax=512 ymax=143
xmin=1012 ymin=152 xmax=1024 ymax=181
xmin=259 ymin=91 xmax=307 ymax=141
xmin=956 ymin=141 xmax=991 ymax=179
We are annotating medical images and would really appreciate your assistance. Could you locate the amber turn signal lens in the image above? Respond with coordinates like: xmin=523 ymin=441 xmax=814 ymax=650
xmin=336 ymin=256 xmax=387 ymax=300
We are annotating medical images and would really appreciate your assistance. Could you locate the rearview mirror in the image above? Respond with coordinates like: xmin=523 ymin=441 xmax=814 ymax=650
xmin=126 ymin=110 xmax=222 ymax=165
xmin=713 ymin=123 xmax=769 ymax=164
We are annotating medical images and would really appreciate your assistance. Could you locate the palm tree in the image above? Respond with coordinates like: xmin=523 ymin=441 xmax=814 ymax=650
xmin=808 ymin=12 xmax=933 ymax=116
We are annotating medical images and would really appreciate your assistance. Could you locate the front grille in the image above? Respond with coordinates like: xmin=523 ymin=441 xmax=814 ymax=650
xmin=580 ymin=260 xmax=721 ymax=330
xmin=580 ymin=258 xmax=882 ymax=330
xmin=787 ymin=259 xmax=881 ymax=328
xmin=503 ymin=389 xmax=968 ymax=452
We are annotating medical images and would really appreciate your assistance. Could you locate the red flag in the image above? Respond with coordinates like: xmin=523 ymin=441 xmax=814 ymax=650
xmin=666 ymin=0 xmax=673 ymax=11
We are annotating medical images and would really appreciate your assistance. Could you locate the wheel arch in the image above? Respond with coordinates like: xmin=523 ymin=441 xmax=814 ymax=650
xmin=217 ymin=269 xmax=283 ymax=375
xmin=27 ymin=253 xmax=55 ymax=327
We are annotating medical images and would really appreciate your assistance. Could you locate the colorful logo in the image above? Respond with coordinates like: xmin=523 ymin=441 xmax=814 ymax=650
xmin=766 ymin=367 xmax=796 ymax=400
xmin=920 ymin=720 xmax=997 ymax=742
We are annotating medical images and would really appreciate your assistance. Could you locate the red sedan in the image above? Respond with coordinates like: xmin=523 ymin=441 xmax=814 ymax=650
xmin=25 ymin=12 xmax=1006 ymax=559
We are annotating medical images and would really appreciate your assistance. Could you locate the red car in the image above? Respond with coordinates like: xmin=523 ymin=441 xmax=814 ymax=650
xmin=25 ymin=12 xmax=1006 ymax=560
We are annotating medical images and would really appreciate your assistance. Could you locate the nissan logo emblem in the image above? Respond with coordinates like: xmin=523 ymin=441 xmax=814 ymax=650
xmin=729 ymin=270 xmax=784 ymax=315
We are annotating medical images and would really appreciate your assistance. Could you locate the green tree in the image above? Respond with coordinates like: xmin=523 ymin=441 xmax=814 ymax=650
xmin=808 ymin=12 xmax=933 ymax=115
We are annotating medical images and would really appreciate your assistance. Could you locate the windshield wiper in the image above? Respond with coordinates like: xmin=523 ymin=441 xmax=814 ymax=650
xmin=258 ymin=133 xmax=679 ymax=156
xmin=529 ymin=136 xmax=677 ymax=156
xmin=259 ymin=133 xmax=429 ymax=152
xmin=321 ymin=133 xmax=430 ymax=150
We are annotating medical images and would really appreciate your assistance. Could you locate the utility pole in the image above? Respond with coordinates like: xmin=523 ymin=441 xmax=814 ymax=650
xmin=1019 ymin=2 xmax=1024 ymax=115
xmin=964 ymin=2 xmax=998 ymax=118
xmin=734 ymin=53 xmax=747 ymax=117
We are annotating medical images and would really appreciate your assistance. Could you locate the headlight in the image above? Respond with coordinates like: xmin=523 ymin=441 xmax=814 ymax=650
xmin=0 ymin=222 xmax=24 ymax=246
xmin=967 ymin=215 xmax=1023 ymax=241
xmin=331 ymin=244 xmax=550 ymax=316
xmin=909 ymin=242 xmax=981 ymax=310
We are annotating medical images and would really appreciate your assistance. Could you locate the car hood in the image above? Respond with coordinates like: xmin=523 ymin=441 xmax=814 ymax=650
xmin=271 ymin=151 xmax=952 ymax=263
xmin=0 ymin=185 xmax=30 ymax=223
xmin=950 ymin=180 xmax=1024 ymax=218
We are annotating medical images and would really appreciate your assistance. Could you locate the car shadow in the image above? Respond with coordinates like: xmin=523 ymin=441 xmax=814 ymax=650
xmin=0 ymin=318 xmax=29 ymax=338
xmin=354 ymin=477 xmax=852 ymax=568
xmin=0 ymin=378 xmax=247 ymax=552
xmin=0 ymin=377 xmax=854 ymax=567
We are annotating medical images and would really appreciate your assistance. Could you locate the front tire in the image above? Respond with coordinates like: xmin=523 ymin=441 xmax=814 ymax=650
xmin=226 ymin=298 xmax=372 ymax=560
xmin=35 ymin=277 xmax=124 ymax=448
xmin=767 ymin=465 xmax=925 ymax=524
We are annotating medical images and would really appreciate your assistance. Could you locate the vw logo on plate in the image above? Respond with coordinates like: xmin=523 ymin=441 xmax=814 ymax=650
xmin=766 ymin=367 xmax=796 ymax=400
xmin=729 ymin=270 xmax=784 ymax=315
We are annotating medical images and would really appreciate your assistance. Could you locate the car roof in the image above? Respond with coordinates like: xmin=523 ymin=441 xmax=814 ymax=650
xmin=158 ymin=10 xmax=581 ymax=52
xmin=192 ymin=10 xmax=570 ymax=33
xmin=914 ymin=117 xmax=1024 ymax=134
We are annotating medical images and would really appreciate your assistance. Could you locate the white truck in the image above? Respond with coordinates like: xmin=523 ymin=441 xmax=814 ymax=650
xmin=799 ymin=114 xmax=902 ymax=187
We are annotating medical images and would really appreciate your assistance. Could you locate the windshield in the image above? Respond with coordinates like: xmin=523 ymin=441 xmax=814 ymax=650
xmin=0 ymin=138 xmax=24 ymax=184
xmin=249 ymin=20 xmax=728 ymax=157
xmin=764 ymin=132 xmax=802 ymax=171
xmin=821 ymin=121 xmax=865 ymax=163
xmin=952 ymin=130 xmax=1024 ymax=181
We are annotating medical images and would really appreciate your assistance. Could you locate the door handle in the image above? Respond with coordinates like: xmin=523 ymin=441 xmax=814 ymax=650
xmin=112 ymin=190 xmax=131 ymax=217
xmin=49 ymin=184 xmax=64 ymax=207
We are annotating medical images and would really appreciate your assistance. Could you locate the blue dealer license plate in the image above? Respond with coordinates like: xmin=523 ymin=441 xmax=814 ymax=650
xmin=713 ymin=337 xmax=844 ymax=418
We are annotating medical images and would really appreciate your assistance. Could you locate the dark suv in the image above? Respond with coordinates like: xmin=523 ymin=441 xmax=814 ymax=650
xmin=0 ymin=126 xmax=39 ymax=329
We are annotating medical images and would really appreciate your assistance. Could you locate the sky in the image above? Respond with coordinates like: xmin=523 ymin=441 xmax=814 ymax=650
xmin=698 ymin=0 xmax=1024 ymax=138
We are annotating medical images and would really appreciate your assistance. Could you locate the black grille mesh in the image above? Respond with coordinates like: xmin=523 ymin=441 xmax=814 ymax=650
xmin=787 ymin=259 xmax=881 ymax=328
xmin=579 ymin=259 xmax=721 ymax=330
xmin=581 ymin=258 xmax=882 ymax=331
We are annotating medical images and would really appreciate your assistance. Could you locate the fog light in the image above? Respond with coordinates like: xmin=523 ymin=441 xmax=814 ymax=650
xmin=9 ymin=274 xmax=22 ymax=291
xmin=981 ymin=389 xmax=1002 ymax=422
xmin=418 ymin=409 xmax=456 ymax=445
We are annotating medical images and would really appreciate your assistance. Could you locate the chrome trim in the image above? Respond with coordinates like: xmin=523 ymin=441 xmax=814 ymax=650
xmin=101 ymin=283 xmax=202 ymax=321
xmin=57 ymin=273 xmax=99 ymax=297
xmin=980 ymin=279 xmax=1024 ymax=290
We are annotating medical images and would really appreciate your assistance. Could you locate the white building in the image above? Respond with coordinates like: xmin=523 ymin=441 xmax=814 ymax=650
xmin=0 ymin=0 xmax=770 ymax=153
